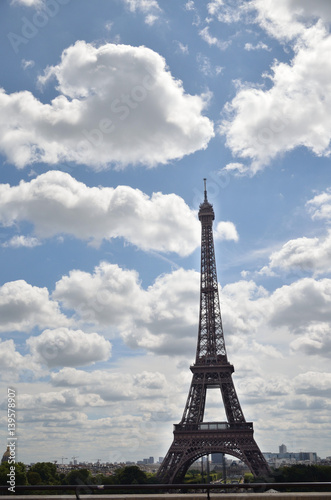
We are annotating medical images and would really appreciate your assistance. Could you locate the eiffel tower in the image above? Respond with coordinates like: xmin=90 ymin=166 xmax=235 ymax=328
xmin=157 ymin=180 xmax=270 ymax=483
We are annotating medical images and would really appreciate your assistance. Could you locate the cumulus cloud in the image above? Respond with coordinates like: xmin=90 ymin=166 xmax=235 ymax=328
xmin=1 ymin=41 xmax=213 ymax=169
xmin=18 ymin=389 xmax=106 ymax=410
xmin=259 ymin=193 xmax=331 ymax=276
xmin=122 ymin=268 xmax=200 ymax=353
xmin=263 ymin=230 xmax=331 ymax=276
xmin=27 ymin=328 xmax=111 ymax=368
xmin=220 ymin=23 xmax=331 ymax=172
xmin=244 ymin=41 xmax=270 ymax=51
xmin=293 ymin=371 xmax=331 ymax=397
xmin=2 ymin=235 xmax=41 ymax=248
xmin=238 ymin=376 xmax=289 ymax=403
xmin=0 ymin=339 xmax=40 ymax=380
xmin=51 ymin=367 xmax=167 ymax=401
xmin=219 ymin=279 xmax=268 ymax=335
xmin=251 ymin=0 xmax=331 ymax=41
xmin=290 ymin=323 xmax=331 ymax=357
xmin=53 ymin=262 xmax=150 ymax=328
xmin=49 ymin=252 xmax=331 ymax=362
xmin=199 ymin=26 xmax=231 ymax=50
xmin=207 ymin=0 xmax=246 ymax=23
xmin=306 ymin=188 xmax=331 ymax=221
xmin=11 ymin=0 xmax=43 ymax=6
xmin=214 ymin=221 xmax=239 ymax=241
xmin=219 ymin=276 xmax=331 ymax=341
xmin=0 ymin=280 xmax=69 ymax=333
xmin=53 ymin=262 xmax=200 ymax=355
xmin=52 ymin=258 xmax=331 ymax=357
xmin=267 ymin=278 xmax=331 ymax=332
xmin=123 ymin=0 xmax=162 ymax=24
xmin=0 ymin=171 xmax=200 ymax=255
xmin=214 ymin=0 xmax=331 ymax=173
xmin=222 ymin=162 xmax=251 ymax=176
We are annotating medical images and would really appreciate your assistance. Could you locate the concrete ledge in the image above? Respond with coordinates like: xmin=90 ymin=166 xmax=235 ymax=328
xmin=1 ymin=494 xmax=331 ymax=500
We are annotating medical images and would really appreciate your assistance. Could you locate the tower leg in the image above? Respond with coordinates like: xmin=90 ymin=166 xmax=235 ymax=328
xmin=157 ymin=428 xmax=270 ymax=483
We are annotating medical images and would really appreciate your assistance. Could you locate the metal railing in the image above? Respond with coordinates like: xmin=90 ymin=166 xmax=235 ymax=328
xmin=173 ymin=421 xmax=253 ymax=431
xmin=1 ymin=482 xmax=331 ymax=499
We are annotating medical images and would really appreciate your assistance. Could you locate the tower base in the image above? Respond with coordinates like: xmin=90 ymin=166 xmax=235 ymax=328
xmin=157 ymin=422 xmax=270 ymax=483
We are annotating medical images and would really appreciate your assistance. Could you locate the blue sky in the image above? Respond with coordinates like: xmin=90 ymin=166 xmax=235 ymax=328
xmin=1 ymin=0 xmax=331 ymax=465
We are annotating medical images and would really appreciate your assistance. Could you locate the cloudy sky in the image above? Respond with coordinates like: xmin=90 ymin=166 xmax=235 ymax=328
xmin=1 ymin=0 xmax=331 ymax=465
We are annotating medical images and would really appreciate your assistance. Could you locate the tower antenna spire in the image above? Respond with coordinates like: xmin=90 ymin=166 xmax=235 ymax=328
xmin=203 ymin=178 xmax=207 ymax=202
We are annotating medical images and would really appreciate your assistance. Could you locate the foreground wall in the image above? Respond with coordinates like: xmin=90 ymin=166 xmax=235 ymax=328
xmin=2 ymin=493 xmax=331 ymax=499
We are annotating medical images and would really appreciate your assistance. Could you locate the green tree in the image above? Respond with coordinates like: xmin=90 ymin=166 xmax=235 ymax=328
xmin=27 ymin=470 xmax=42 ymax=485
xmin=65 ymin=468 xmax=92 ymax=485
xmin=275 ymin=464 xmax=331 ymax=483
xmin=0 ymin=461 xmax=27 ymax=486
xmin=114 ymin=465 xmax=148 ymax=484
xmin=29 ymin=462 xmax=59 ymax=485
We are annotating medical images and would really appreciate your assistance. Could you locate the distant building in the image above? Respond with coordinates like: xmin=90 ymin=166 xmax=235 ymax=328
xmin=264 ymin=444 xmax=318 ymax=466
xmin=211 ymin=453 xmax=224 ymax=464
xmin=1 ymin=447 xmax=10 ymax=464
xmin=141 ymin=457 xmax=154 ymax=465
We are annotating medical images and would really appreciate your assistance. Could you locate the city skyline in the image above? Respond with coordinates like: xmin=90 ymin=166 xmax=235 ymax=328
xmin=1 ymin=0 xmax=331 ymax=463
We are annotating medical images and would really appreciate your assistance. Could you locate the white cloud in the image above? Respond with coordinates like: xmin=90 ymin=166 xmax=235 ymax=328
xmin=53 ymin=262 xmax=148 ymax=328
xmin=2 ymin=235 xmax=41 ymax=248
xmin=185 ymin=1 xmax=195 ymax=11
xmin=306 ymin=188 xmax=331 ymax=221
xmin=50 ymin=253 xmax=331 ymax=364
xmin=18 ymin=389 xmax=106 ymax=410
xmin=251 ymin=0 xmax=331 ymax=41
xmin=199 ymin=26 xmax=231 ymax=50
xmin=1 ymin=41 xmax=213 ymax=169
xmin=244 ymin=41 xmax=270 ymax=51
xmin=220 ymin=23 xmax=331 ymax=173
xmin=207 ymin=0 xmax=245 ymax=23
xmin=27 ymin=328 xmax=111 ymax=368
xmin=219 ymin=276 xmax=331 ymax=342
xmin=11 ymin=0 xmax=43 ymax=6
xmin=176 ymin=41 xmax=189 ymax=54
xmin=0 ymin=280 xmax=69 ymax=333
xmin=53 ymin=262 xmax=200 ymax=355
xmin=123 ymin=0 xmax=161 ymax=24
xmin=145 ymin=14 xmax=158 ymax=25
xmin=52 ymin=258 xmax=331 ymax=358
xmin=214 ymin=221 xmax=239 ymax=241
xmin=122 ymin=268 xmax=200 ymax=354
xmin=196 ymin=54 xmax=223 ymax=76
xmin=262 ymin=230 xmax=331 ymax=276
xmin=290 ymin=323 xmax=331 ymax=357
xmin=220 ymin=279 xmax=268 ymax=336
xmin=0 ymin=171 xmax=200 ymax=256
xmin=21 ymin=59 xmax=35 ymax=70
xmin=0 ymin=339 xmax=40 ymax=381
xmin=293 ymin=371 xmax=331 ymax=397
xmin=222 ymin=162 xmax=251 ymax=176
xmin=51 ymin=367 xmax=167 ymax=401
xmin=267 ymin=278 xmax=331 ymax=332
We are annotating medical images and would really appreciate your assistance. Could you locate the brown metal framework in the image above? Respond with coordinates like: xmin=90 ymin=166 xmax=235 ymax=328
xmin=157 ymin=181 xmax=270 ymax=483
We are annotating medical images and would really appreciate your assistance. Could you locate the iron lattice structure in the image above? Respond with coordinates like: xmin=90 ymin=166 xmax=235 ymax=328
xmin=157 ymin=181 xmax=270 ymax=483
